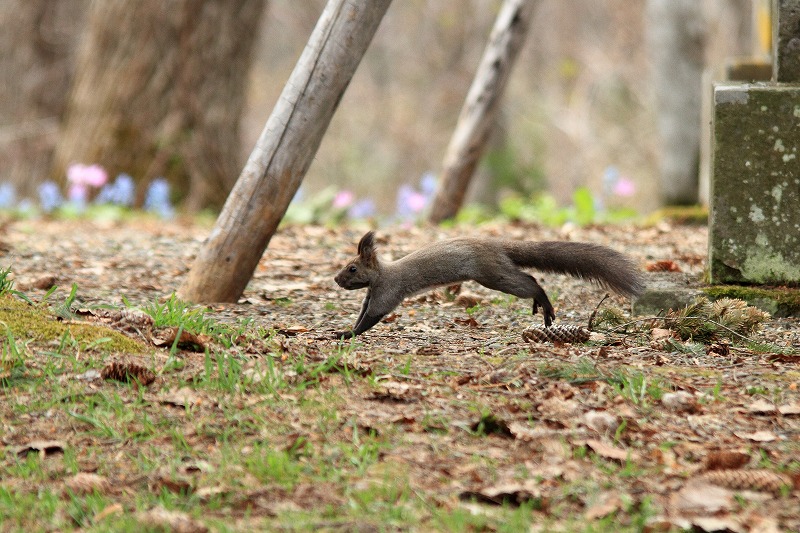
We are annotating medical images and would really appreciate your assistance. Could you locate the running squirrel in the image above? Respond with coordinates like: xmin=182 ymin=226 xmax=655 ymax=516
xmin=334 ymin=231 xmax=643 ymax=338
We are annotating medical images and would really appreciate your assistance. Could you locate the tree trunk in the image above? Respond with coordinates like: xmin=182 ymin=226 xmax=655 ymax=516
xmin=428 ymin=0 xmax=536 ymax=224
xmin=52 ymin=0 xmax=266 ymax=210
xmin=646 ymin=0 xmax=706 ymax=205
xmin=0 ymin=0 xmax=87 ymax=198
xmin=178 ymin=0 xmax=392 ymax=303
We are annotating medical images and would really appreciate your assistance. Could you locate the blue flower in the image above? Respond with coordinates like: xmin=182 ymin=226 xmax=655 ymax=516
xmin=144 ymin=178 xmax=174 ymax=219
xmin=348 ymin=198 xmax=376 ymax=219
xmin=37 ymin=181 xmax=64 ymax=213
xmin=96 ymin=173 xmax=135 ymax=206
xmin=0 ymin=183 xmax=15 ymax=209
xmin=420 ymin=171 xmax=437 ymax=197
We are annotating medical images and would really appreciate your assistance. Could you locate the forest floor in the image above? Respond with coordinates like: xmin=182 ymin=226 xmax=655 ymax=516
xmin=0 ymin=217 xmax=798 ymax=532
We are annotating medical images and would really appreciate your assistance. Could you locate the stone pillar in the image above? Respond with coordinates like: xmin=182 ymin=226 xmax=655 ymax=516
xmin=772 ymin=0 xmax=800 ymax=81
xmin=709 ymin=0 xmax=800 ymax=285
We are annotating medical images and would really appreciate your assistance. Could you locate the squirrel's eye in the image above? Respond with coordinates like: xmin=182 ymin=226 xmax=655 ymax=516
xmin=349 ymin=265 xmax=357 ymax=273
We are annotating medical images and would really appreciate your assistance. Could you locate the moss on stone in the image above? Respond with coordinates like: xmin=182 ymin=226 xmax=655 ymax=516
xmin=0 ymin=294 xmax=145 ymax=353
xmin=702 ymin=285 xmax=800 ymax=317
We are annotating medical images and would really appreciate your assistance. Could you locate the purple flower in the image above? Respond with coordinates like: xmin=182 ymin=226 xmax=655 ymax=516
xmin=332 ymin=190 xmax=355 ymax=209
xmin=37 ymin=181 xmax=64 ymax=213
xmin=396 ymin=184 xmax=428 ymax=219
xmin=96 ymin=173 xmax=135 ymax=206
xmin=144 ymin=178 xmax=174 ymax=219
xmin=0 ymin=183 xmax=16 ymax=209
xmin=348 ymin=198 xmax=376 ymax=219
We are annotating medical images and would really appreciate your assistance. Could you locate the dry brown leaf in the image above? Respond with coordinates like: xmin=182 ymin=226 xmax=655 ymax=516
xmin=734 ymin=430 xmax=778 ymax=442
xmin=152 ymin=328 xmax=209 ymax=351
xmin=778 ymin=402 xmax=800 ymax=415
xmin=64 ymin=472 xmax=111 ymax=495
xmin=16 ymin=440 xmax=65 ymax=458
xmin=748 ymin=398 xmax=777 ymax=414
xmin=661 ymin=391 xmax=699 ymax=412
xmin=159 ymin=387 xmax=201 ymax=408
xmin=460 ymin=480 xmax=543 ymax=506
xmin=138 ymin=506 xmax=208 ymax=533
xmin=538 ymin=398 xmax=581 ymax=421
xmin=584 ymin=439 xmax=637 ymax=462
xmin=583 ymin=410 xmax=619 ymax=435
xmin=584 ymin=492 xmax=623 ymax=520
xmin=669 ymin=481 xmax=735 ymax=514
xmin=454 ymin=293 xmax=482 ymax=308
xmin=646 ymin=260 xmax=681 ymax=272
xmin=94 ymin=503 xmax=124 ymax=522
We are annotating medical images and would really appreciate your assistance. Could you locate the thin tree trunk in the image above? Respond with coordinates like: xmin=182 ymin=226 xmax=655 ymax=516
xmin=646 ymin=0 xmax=706 ymax=205
xmin=52 ymin=0 xmax=265 ymax=210
xmin=428 ymin=0 xmax=536 ymax=224
xmin=178 ymin=0 xmax=392 ymax=303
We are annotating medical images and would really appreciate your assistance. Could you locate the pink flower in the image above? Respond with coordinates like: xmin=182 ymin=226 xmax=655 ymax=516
xmin=613 ymin=177 xmax=636 ymax=197
xmin=332 ymin=190 xmax=355 ymax=209
xmin=67 ymin=163 xmax=108 ymax=188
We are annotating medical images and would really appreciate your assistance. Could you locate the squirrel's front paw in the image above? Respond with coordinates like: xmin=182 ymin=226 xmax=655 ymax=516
xmin=333 ymin=330 xmax=354 ymax=340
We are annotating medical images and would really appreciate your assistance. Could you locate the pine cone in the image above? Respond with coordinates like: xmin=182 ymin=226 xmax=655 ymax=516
xmin=699 ymin=469 xmax=795 ymax=493
xmin=522 ymin=324 xmax=590 ymax=344
xmin=101 ymin=361 xmax=156 ymax=386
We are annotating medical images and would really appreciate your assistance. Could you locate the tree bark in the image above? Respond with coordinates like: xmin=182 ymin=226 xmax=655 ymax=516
xmin=178 ymin=0 xmax=392 ymax=303
xmin=52 ymin=0 xmax=266 ymax=210
xmin=645 ymin=0 xmax=706 ymax=205
xmin=0 ymin=0 xmax=87 ymax=198
xmin=428 ymin=0 xmax=536 ymax=224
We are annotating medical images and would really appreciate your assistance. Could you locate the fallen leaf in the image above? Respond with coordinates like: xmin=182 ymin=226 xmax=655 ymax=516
xmin=277 ymin=325 xmax=309 ymax=336
xmin=137 ymin=506 xmax=208 ymax=533
xmin=16 ymin=440 xmax=66 ymax=458
xmin=159 ymin=387 xmax=201 ymax=408
xmin=460 ymin=480 xmax=543 ymax=506
xmin=94 ymin=503 xmax=124 ymax=522
xmin=669 ymin=481 xmax=735 ymax=514
xmin=64 ymin=472 xmax=111 ymax=495
xmin=661 ymin=391 xmax=699 ymax=412
xmin=584 ymin=439 xmax=637 ymax=462
xmin=778 ymin=402 xmax=800 ymax=415
xmin=646 ymin=260 xmax=681 ymax=272
xmin=584 ymin=492 xmax=623 ymax=520
xmin=734 ymin=430 xmax=778 ymax=442
xmin=152 ymin=328 xmax=209 ymax=352
xmin=583 ymin=410 xmax=619 ymax=435
xmin=748 ymin=399 xmax=776 ymax=414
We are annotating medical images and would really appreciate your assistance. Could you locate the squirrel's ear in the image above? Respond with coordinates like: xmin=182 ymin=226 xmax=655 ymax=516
xmin=357 ymin=231 xmax=377 ymax=263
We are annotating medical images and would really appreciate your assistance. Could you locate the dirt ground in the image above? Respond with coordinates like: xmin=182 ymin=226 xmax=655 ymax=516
xmin=1 ymin=218 xmax=798 ymax=531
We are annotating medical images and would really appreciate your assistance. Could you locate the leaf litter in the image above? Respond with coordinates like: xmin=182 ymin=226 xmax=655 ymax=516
xmin=0 ymin=218 xmax=797 ymax=531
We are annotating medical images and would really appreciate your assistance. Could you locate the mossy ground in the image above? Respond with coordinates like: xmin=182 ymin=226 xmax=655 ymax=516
xmin=703 ymin=285 xmax=800 ymax=317
xmin=0 ymin=293 xmax=145 ymax=354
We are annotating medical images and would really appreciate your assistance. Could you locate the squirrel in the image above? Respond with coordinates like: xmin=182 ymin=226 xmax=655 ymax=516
xmin=333 ymin=231 xmax=644 ymax=338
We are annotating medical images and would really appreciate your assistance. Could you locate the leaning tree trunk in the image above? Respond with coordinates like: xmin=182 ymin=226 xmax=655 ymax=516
xmin=178 ymin=0 xmax=393 ymax=303
xmin=0 ymin=0 xmax=87 ymax=199
xmin=52 ymin=0 xmax=266 ymax=210
xmin=645 ymin=0 xmax=706 ymax=206
xmin=428 ymin=0 xmax=536 ymax=224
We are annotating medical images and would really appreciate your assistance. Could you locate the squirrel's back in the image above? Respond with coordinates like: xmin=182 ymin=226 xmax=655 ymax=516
xmin=501 ymin=240 xmax=644 ymax=297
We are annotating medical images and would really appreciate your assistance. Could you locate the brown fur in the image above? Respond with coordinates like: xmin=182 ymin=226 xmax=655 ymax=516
xmin=334 ymin=231 xmax=643 ymax=338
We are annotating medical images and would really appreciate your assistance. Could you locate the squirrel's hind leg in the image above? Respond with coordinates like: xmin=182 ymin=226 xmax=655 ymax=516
xmin=475 ymin=271 xmax=555 ymax=326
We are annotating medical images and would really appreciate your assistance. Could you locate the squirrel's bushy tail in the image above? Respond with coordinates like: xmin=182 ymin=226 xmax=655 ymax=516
xmin=503 ymin=241 xmax=644 ymax=297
